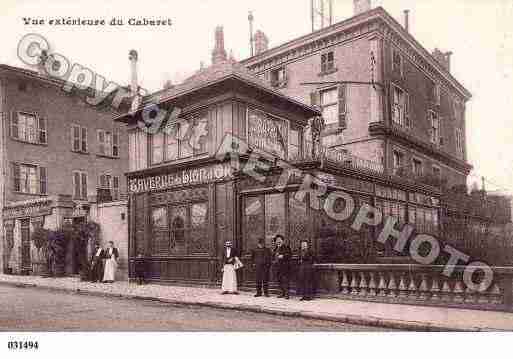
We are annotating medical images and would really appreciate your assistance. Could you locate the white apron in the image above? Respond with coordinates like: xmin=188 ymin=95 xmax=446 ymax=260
xmin=221 ymin=264 xmax=237 ymax=292
xmin=103 ymin=249 xmax=117 ymax=282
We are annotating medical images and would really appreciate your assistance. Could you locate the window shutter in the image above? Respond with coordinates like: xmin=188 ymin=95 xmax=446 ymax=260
xmin=73 ymin=172 xmax=80 ymax=199
xmin=12 ymin=162 xmax=20 ymax=191
xmin=113 ymin=131 xmax=119 ymax=157
xmin=338 ymin=84 xmax=347 ymax=129
xmin=81 ymin=172 xmax=87 ymax=199
xmin=98 ymin=130 xmax=105 ymax=154
xmin=11 ymin=112 xmax=18 ymax=138
xmin=405 ymin=92 xmax=411 ymax=128
xmin=38 ymin=118 xmax=47 ymax=144
xmin=72 ymin=125 xmax=80 ymax=151
xmin=310 ymin=91 xmax=320 ymax=107
xmin=81 ymin=127 xmax=88 ymax=152
xmin=39 ymin=167 xmax=47 ymax=194
xmin=283 ymin=67 xmax=289 ymax=87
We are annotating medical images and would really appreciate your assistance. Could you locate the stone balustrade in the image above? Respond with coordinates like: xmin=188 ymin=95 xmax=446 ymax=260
xmin=315 ymin=263 xmax=513 ymax=311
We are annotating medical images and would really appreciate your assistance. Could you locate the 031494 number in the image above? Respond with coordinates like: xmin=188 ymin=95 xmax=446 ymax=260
xmin=7 ymin=341 xmax=39 ymax=350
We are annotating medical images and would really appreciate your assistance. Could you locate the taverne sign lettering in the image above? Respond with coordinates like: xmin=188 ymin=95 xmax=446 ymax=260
xmin=128 ymin=163 xmax=233 ymax=193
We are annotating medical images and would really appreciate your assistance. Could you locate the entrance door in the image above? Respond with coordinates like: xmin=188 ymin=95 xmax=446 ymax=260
xmin=72 ymin=217 xmax=86 ymax=274
xmin=240 ymin=192 xmax=307 ymax=287
xmin=20 ymin=219 xmax=31 ymax=273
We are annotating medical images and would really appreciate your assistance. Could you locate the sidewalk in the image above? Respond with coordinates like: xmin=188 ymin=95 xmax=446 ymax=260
xmin=1 ymin=274 xmax=512 ymax=331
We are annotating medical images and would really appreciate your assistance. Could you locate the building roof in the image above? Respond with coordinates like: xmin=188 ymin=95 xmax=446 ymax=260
xmin=114 ymin=58 xmax=321 ymax=122
xmin=241 ymin=6 xmax=471 ymax=101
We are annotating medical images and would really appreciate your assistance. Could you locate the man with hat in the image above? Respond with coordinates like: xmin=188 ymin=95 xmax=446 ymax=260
xmin=251 ymin=238 xmax=272 ymax=297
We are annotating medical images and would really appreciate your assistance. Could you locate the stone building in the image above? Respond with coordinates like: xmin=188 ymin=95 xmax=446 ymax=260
xmin=241 ymin=2 xmax=472 ymax=189
xmin=0 ymin=63 xmax=129 ymax=275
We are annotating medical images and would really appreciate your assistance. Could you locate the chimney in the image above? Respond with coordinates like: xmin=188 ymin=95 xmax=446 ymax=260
xmin=432 ymin=48 xmax=452 ymax=72
xmin=404 ymin=10 xmax=410 ymax=32
xmin=254 ymin=30 xmax=269 ymax=55
xmin=212 ymin=26 xmax=228 ymax=65
xmin=353 ymin=0 xmax=371 ymax=15
xmin=128 ymin=49 xmax=139 ymax=96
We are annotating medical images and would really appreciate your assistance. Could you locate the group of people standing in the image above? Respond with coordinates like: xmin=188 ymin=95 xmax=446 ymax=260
xmin=90 ymin=241 xmax=119 ymax=283
xmin=221 ymin=235 xmax=316 ymax=301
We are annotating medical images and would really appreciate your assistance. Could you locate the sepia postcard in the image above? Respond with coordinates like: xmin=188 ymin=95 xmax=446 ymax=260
xmin=0 ymin=0 xmax=512 ymax=357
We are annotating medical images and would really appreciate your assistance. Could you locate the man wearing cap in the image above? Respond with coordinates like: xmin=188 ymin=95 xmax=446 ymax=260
xmin=221 ymin=240 xmax=239 ymax=294
xmin=273 ymin=234 xmax=292 ymax=299
xmin=251 ymin=238 xmax=272 ymax=297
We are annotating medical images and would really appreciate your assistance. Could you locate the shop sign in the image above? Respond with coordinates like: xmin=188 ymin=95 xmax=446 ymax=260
xmin=248 ymin=109 xmax=287 ymax=158
xmin=3 ymin=203 xmax=52 ymax=219
xmin=128 ymin=163 xmax=232 ymax=193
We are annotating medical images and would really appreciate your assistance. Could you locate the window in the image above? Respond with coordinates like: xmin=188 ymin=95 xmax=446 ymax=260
xmin=73 ymin=171 xmax=88 ymax=199
xmin=113 ymin=132 xmax=119 ymax=157
xmin=392 ymin=150 xmax=404 ymax=175
xmin=288 ymin=127 xmax=301 ymax=160
xmin=151 ymin=132 xmax=164 ymax=164
xmin=391 ymin=85 xmax=409 ymax=127
xmin=12 ymin=163 xmax=46 ymax=195
xmin=455 ymin=128 xmax=464 ymax=157
xmin=429 ymin=111 xmax=440 ymax=144
xmin=392 ymin=48 xmax=403 ymax=76
xmin=434 ymin=84 xmax=441 ymax=105
xmin=270 ymin=67 xmax=287 ymax=88
xmin=432 ymin=166 xmax=441 ymax=179
xmin=71 ymin=125 xmax=88 ymax=152
xmin=321 ymin=51 xmax=335 ymax=73
xmin=11 ymin=112 xmax=46 ymax=144
xmin=150 ymin=202 xmax=209 ymax=255
xmin=97 ymin=130 xmax=116 ymax=156
xmin=320 ymin=87 xmax=339 ymax=125
xmin=412 ymin=158 xmax=423 ymax=176
xmin=99 ymin=174 xmax=120 ymax=200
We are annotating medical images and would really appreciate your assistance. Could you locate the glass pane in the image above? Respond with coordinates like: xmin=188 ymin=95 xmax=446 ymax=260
xmin=152 ymin=207 xmax=168 ymax=228
xmin=321 ymin=88 xmax=337 ymax=105
xmin=322 ymin=104 xmax=338 ymax=125
xmin=265 ymin=193 xmax=286 ymax=248
xmin=152 ymin=132 xmax=164 ymax=164
xmin=243 ymin=196 xmax=264 ymax=252
xmin=289 ymin=195 xmax=307 ymax=252
xmin=170 ymin=206 xmax=187 ymax=254
xmin=165 ymin=125 xmax=179 ymax=161
xmin=152 ymin=207 xmax=169 ymax=255
xmin=190 ymin=203 xmax=208 ymax=253
xmin=191 ymin=203 xmax=207 ymax=227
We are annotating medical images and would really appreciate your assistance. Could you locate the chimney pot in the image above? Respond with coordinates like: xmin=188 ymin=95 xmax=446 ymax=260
xmin=404 ymin=10 xmax=410 ymax=32
xmin=212 ymin=26 xmax=228 ymax=65
xmin=129 ymin=49 xmax=139 ymax=96
xmin=254 ymin=30 xmax=269 ymax=55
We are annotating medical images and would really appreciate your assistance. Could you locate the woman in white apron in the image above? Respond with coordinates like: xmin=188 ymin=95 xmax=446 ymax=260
xmin=221 ymin=241 xmax=240 ymax=294
xmin=103 ymin=241 xmax=119 ymax=283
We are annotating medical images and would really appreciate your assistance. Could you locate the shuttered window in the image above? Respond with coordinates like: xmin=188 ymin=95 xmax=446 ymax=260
xmin=72 ymin=171 xmax=87 ymax=199
xmin=11 ymin=112 xmax=46 ymax=144
xmin=12 ymin=163 xmax=46 ymax=194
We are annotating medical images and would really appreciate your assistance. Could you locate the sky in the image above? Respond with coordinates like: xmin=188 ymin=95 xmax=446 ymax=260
xmin=0 ymin=0 xmax=512 ymax=194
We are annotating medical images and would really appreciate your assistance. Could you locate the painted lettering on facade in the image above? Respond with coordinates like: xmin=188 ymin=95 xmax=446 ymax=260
xmin=248 ymin=109 xmax=287 ymax=158
xmin=128 ymin=163 xmax=232 ymax=193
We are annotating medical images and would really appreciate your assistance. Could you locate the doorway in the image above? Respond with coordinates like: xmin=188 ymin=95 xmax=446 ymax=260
xmin=20 ymin=219 xmax=31 ymax=274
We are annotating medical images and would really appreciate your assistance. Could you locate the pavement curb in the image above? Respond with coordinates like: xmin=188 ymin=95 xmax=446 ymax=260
xmin=0 ymin=280 xmax=486 ymax=331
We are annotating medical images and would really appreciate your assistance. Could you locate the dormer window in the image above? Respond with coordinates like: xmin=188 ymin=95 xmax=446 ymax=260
xmin=270 ymin=67 xmax=287 ymax=88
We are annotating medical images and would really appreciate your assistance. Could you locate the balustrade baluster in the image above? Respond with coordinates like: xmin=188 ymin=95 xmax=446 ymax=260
xmin=340 ymin=270 xmax=350 ymax=295
xmin=453 ymin=280 xmax=465 ymax=303
xmin=430 ymin=278 xmax=441 ymax=301
xmin=368 ymin=272 xmax=378 ymax=296
xmin=387 ymin=273 xmax=398 ymax=298
xmin=408 ymin=274 xmax=418 ymax=299
xmin=441 ymin=281 xmax=453 ymax=302
xmin=398 ymin=273 xmax=408 ymax=298
xmin=378 ymin=272 xmax=388 ymax=297
xmin=350 ymin=272 xmax=359 ymax=295
xmin=359 ymin=272 xmax=369 ymax=296
xmin=418 ymin=274 xmax=429 ymax=301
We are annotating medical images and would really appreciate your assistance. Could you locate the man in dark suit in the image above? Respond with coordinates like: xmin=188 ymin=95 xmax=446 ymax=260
xmin=90 ymin=243 xmax=104 ymax=283
xmin=273 ymin=234 xmax=292 ymax=299
xmin=251 ymin=238 xmax=272 ymax=297
xmin=298 ymin=240 xmax=316 ymax=301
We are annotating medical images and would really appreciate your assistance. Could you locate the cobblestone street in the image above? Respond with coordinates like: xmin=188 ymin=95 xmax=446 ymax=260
xmin=0 ymin=286 xmax=386 ymax=331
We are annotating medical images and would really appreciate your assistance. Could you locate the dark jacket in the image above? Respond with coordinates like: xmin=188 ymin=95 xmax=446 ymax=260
xmin=299 ymin=249 xmax=315 ymax=268
xmin=91 ymin=248 xmax=104 ymax=263
xmin=273 ymin=244 xmax=292 ymax=271
xmin=104 ymin=247 xmax=119 ymax=260
xmin=251 ymin=246 xmax=272 ymax=268
xmin=222 ymin=247 xmax=238 ymax=265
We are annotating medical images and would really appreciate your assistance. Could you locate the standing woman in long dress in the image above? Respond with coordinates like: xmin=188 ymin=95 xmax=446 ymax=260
xmin=221 ymin=241 xmax=239 ymax=294
xmin=103 ymin=241 xmax=119 ymax=283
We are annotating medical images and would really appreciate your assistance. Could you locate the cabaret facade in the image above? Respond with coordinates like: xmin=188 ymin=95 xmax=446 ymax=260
xmin=117 ymin=28 xmax=442 ymax=286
